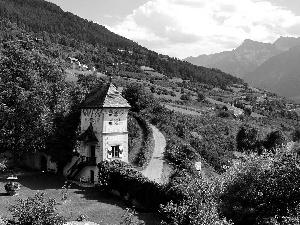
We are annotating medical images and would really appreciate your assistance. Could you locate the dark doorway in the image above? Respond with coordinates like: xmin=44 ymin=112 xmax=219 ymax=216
xmin=40 ymin=155 xmax=47 ymax=172
xmin=90 ymin=170 xmax=94 ymax=183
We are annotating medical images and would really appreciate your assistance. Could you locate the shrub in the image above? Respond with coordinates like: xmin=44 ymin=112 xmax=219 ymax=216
xmin=244 ymin=107 xmax=252 ymax=116
xmin=121 ymin=208 xmax=144 ymax=225
xmin=0 ymin=158 xmax=8 ymax=172
xmin=4 ymin=181 xmax=21 ymax=194
xmin=128 ymin=115 xmax=143 ymax=163
xmin=263 ymin=130 xmax=287 ymax=152
xmin=122 ymin=83 xmax=157 ymax=113
xmin=217 ymin=110 xmax=233 ymax=118
xmin=133 ymin=114 xmax=154 ymax=169
xmin=220 ymin=151 xmax=300 ymax=225
xmin=222 ymin=105 xmax=228 ymax=111
xmin=9 ymin=192 xmax=65 ymax=225
xmin=164 ymin=137 xmax=199 ymax=172
xmin=97 ymin=160 xmax=167 ymax=211
xmin=197 ymin=92 xmax=205 ymax=102
xmin=161 ymin=171 xmax=232 ymax=225
xmin=180 ymin=94 xmax=191 ymax=101
xmin=0 ymin=215 xmax=7 ymax=225
xmin=236 ymin=124 xmax=260 ymax=152
xmin=292 ymin=129 xmax=300 ymax=142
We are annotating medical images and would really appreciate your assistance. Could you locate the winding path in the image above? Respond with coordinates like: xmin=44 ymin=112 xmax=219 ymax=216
xmin=141 ymin=125 xmax=166 ymax=184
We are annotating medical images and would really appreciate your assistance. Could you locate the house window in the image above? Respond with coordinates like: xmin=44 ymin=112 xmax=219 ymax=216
xmin=90 ymin=145 xmax=95 ymax=158
xmin=109 ymin=121 xmax=113 ymax=125
xmin=112 ymin=146 xmax=120 ymax=157
xmin=107 ymin=146 xmax=124 ymax=159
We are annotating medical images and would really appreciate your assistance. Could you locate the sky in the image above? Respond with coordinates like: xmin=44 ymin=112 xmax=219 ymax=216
xmin=47 ymin=0 xmax=300 ymax=59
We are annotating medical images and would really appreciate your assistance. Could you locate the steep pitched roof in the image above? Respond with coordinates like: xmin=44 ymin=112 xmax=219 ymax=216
xmin=78 ymin=123 xmax=98 ymax=143
xmin=81 ymin=83 xmax=130 ymax=108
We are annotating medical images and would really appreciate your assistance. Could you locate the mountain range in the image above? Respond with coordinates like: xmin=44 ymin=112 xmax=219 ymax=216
xmin=0 ymin=0 xmax=242 ymax=88
xmin=185 ymin=37 xmax=300 ymax=100
xmin=244 ymin=45 xmax=300 ymax=100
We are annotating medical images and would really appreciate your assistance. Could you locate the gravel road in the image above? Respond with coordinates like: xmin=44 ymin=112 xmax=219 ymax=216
xmin=141 ymin=125 xmax=166 ymax=183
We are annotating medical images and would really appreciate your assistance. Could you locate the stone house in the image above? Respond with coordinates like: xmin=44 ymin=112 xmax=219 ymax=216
xmin=63 ymin=81 xmax=131 ymax=183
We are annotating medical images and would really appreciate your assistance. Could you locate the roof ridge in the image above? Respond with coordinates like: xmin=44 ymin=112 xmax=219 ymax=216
xmin=81 ymin=82 xmax=130 ymax=109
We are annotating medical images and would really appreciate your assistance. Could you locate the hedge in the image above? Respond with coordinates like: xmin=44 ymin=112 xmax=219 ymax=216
xmin=97 ymin=160 xmax=167 ymax=212
xmin=132 ymin=113 xmax=155 ymax=169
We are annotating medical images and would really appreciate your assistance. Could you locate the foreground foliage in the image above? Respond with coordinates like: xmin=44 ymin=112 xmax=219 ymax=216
xmin=98 ymin=160 xmax=166 ymax=211
xmin=160 ymin=170 xmax=232 ymax=225
xmin=9 ymin=192 xmax=65 ymax=225
xmin=220 ymin=151 xmax=300 ymax=225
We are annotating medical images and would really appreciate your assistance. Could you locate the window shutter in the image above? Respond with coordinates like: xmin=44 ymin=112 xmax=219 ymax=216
xmin=107 ymin=147 xmax=112 ymax=159
xmin=119 ymin=146 xmax=123 ymax=157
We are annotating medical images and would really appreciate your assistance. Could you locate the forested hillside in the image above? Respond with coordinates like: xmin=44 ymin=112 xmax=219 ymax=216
xmin=0 ymin=0 xmax=243 ymax=87
xmin=4 ymin=1 xmax=300 ymax=224
xmin=0 ymin=22 xmax=99 ymax=168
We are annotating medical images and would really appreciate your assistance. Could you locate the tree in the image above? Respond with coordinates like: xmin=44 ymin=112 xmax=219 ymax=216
xmin=0 ymin=37 xmax=82 ymax=169
xmin=244 ymin=107 xmax=252 ymax=116
xmin=161 ymin=171 xmax=232 ymax=225
xmin=236 ymin=124 xmax=260 ymax=152
xmin=263 ymin=130 xmax=287 ymax=152
xmin=293 ymin=129 xmax=300 ymax=142
xmin=220 ymin=152 xmax=300 ymax=225
xmin=122 ymin=83 xmax=157 ymax=113
xmin=180 ymin=94 xmax=191 ymax=101
xmin=0 ymin=40 xmax=62 ymax=158
xmin=164 ymin=137 xmax=199 ymax=168
xmin=197 ymin=92 xmax=205 ymax=102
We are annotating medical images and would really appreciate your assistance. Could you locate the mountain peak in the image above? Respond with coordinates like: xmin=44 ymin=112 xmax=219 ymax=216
xmin=238 ymin=39 xmax=271 ymax=51
xmin=273 ymin=36 xmax=300 ymax=51
xmin=184 ymin=38 xmax=282 ymax=78
xmin=242 ymin=39 xmax=255 ymax=43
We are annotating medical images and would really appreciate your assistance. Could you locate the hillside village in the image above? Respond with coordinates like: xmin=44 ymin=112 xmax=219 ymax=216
xmin=1 ymin=1 xmax=300 ymax=225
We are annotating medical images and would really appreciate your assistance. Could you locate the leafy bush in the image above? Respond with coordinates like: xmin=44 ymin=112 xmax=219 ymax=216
xmin=122 ymin=83 xmax=158 ymax=113
xmin=120 ymin=208 xmax=144 ymax=225
xmin=244 ymin=107 xmax=252 ymax=116
xmin=161 ymin=171 xmax=231 ymax=225
xmin=236 ymin=124 xmax=260 ymax=152
xmin=97 ymin=160 xmax=167 ymax=211
xmin=0 ymin=158 xmax=8 ymax=172
xmin=180 ymin=94 xmax=191 ymax=101
xmin=263 ymin=130 xmax=287 ymax=152
xmin=197 ymin=92 xmax=205 ymax=102
xmin=4 ymin=181 xmax=21 ymax=193
xmin=220 ymin=151 xmax=300 ymax=225
xmin=164 ymin=137 xmax=199 ymax=172
xmin=292 ymin=129 xmax=300 ymax=142
xmin=217 ymin=110 xmax=234 ymax=118
xmin=133 ymin=114 xmax=154 ymax=169
xmin=9 ymin=192 xmax=65 ymax=225
xmin=127 ymin=112 xmax=155 ymax=169
xmin=128 ymin=114 xmax=143 ymax=163
xmin=0 ymin=215 xmax=7 ymax=225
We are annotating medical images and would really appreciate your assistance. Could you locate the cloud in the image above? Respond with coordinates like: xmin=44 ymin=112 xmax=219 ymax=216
xmin=106 ymin=0 xmax=300 ymax=58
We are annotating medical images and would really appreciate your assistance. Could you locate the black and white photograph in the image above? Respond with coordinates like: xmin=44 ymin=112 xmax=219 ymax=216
xmin=1 ymin=0 xmax=300 ymax=224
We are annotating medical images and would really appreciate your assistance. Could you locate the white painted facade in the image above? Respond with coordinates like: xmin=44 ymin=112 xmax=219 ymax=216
xmin=62 ymin=82 xmax=131 ymax=183
xmin=79 ymin=108 xmax=129 ymax=162
xmin=66 ymin=107 xmax=129 ymax=183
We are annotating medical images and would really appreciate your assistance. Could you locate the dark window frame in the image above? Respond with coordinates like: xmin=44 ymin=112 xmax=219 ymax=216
xmin=112 ymin=145 xmax=120 ymax=157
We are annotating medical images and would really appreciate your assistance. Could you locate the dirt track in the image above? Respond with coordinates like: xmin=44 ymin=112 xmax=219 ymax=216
xmin=141 ymin=125 xmax=166 ymax=184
